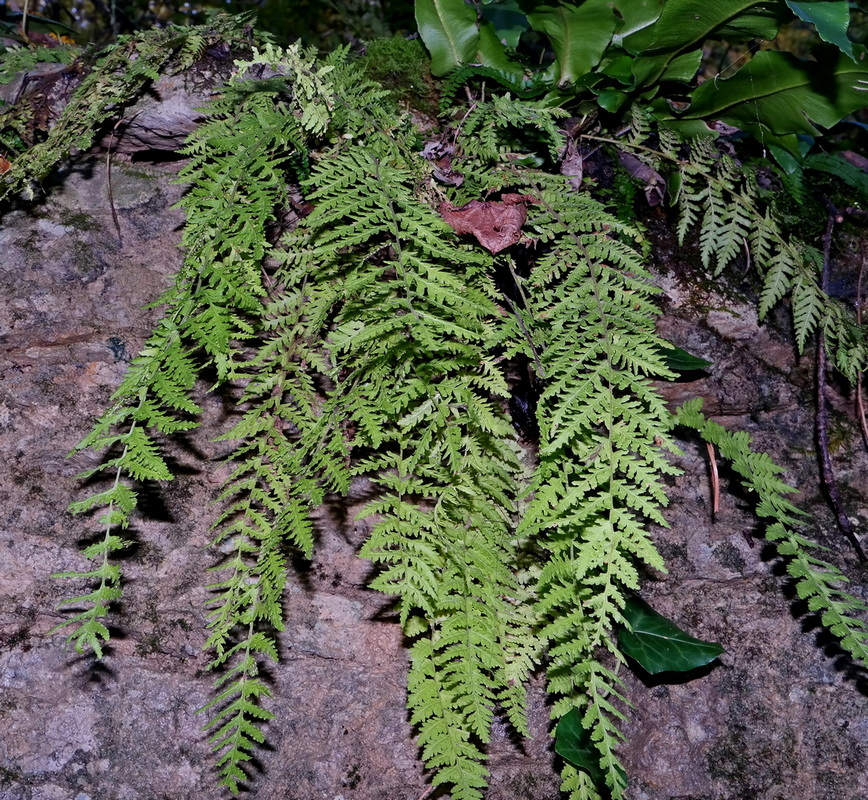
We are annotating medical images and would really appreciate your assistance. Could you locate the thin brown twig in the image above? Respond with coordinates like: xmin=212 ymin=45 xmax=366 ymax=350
xmin=104 ymin=111 xmax=143 ymax=247
xmin=706 ymin=441 xmax=720 ymax=515
xmin=817 ymin=197 xmax=866 ymax=561
xmin=106 ymin=118 xmax=126 ymax=246
xmin=856 ymin=239 xmax=868 ymax=449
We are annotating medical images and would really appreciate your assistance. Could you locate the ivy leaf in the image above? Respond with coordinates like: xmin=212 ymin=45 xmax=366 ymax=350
xmin=655 ymin=342 xmax=712 ymax=373
xmin=618 ymin=597 xmax=724 ymax=674
xmin=416 ymin=0 xmax=480 ymax=76
xmin=554 ymin=708 xmax=627 ymax=787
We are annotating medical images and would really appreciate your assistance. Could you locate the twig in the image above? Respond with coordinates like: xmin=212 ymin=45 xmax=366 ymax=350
xmin=706 ymin=441 xmax=720 ymax=515
xmin=856 ymin=239 xmax=868 ymax=449
xmin=105 ymin=111 xmax=143 ymax=247
xmin=817 ymin=198 xmax=866 ymax=561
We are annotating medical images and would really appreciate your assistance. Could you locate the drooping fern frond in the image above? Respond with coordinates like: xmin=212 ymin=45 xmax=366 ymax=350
xmin=54 ymin=41 xmax=324 ymax=674
xmin=277 ymin=86 xmax=534 ymax=798
xmin=37 ymin=20 xmax=868 ymax=800
xmin=52 ymin=318 xmax=201 ymax=657
xmin=676 ymin=399 xmax=868 ymax=665
xmin=505 ymin=168 xmax=680 ymax=799
xmin=612 ymin=115 xmax=868 ymax=386
xmin=0 ymin=15 xmax=253 ymax=198
xmin=805 ymin=151 xmax=868 ymax=202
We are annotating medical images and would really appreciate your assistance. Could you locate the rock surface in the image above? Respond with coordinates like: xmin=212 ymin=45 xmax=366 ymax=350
xmin=0 ymin=158 xmax=866 ymax=800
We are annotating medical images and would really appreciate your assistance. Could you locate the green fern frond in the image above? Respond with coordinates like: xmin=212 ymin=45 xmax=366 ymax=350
xmin=283 ymin=88 xmax=531 ymax=798
xmin=676 ymin=399 xmax=868 ymax=665
xmin=791 ymin=259 xmax=826 ymax=352
xmin=508 ymin=169 xmax=679 ymax=798
xmin=0 ymin=15 xmax=254 ymax=197
xmin=200 ymin=627 xmax=279 ymax=793
xmin=805 ymin=152 xmax=868 ymax=201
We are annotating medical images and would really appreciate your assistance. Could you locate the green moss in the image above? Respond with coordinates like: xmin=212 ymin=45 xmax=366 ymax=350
xmin=58 ymin=209 xmax=100 ymax=232
xmin=0 ymin=766 xmax=25 ymax=788
xmin=713 ymin=540 xmax=746 ymax=572
xmin=359 ymin=36 xmax=437 ymax=115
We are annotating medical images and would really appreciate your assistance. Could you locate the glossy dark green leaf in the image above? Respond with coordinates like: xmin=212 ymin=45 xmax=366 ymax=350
xmin=630 ymin=0 xmax=789 ymax=87
xmin=612 ymin=0 xmax=665 ymax=55
xmin=658 ymin=49 xmax=702 ymax=84
xmin=596 ymin=87 xmax=630 ymax=111
xmin=480 ymin=0 xmax=529 ymax=50
xmin=619 ymin=597 xmax=724 ymax=674
xmin=554 ymin=708 xmax=627 ymax=787
xmin=786 ymin=0 xmax=854 ymax=60
xmin=600 ymin=51 xmax=635 ymax=84
xmin=655 ymin=343 xmax=712 ymax=373
xmin=416 ymin=0 xmax=480 ymax=76
xmin=527 ymin=0 xmax=616 ymax=84
xmin=678 ymin=46 xmax=868 ymax=138
xmin=476 ymin=21 xmax=525 ymax=72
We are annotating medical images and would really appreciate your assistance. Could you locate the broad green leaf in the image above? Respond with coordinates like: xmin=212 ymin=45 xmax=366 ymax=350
xmin=654 ymin=343 xmax=712 ymax=372
xmin=600 ymin=51 xmax=635 ymax=84
xmin=476 ymin=20 xmax=525 ymax=72
xmin=785 ymin=0 xmax=854 ymax=60
xmin=646 ymin=0 xmax=786 ymax=51
xmin=618 ymin=597 xmax=724 ymax=674
xmin=658 ymin=48 xmax=702 ymax=84
xmin=596 ymin=87 xmax=630 ymax=111
xmin=630 ymin=0 xmax=789 ymax=87
xmin=612 ymin=0 xmax=665 ymax=54
xmin=713 ymin=7 xmax=790 ymax=39
xmin=677 ymin=46 xmax=868 ymax=138
xmin=527 ymin=0 xmax=617 ymax=85
xmin=480 ymin=0 xmax=529 ymax=49
xmin=555 ymin=708 xmax=627 ymax=787
xmin=416 ymin=0 xmax=480 ymax=76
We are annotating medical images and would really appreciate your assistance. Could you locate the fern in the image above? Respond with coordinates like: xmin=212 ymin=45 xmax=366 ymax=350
xmin=676 ymin=399 xmax=868 ymax=664
xmin=613 ymin=117 xmax=868 ymax=386
xmin=53 ymin=44 xmax=332 ymax=780
xmin=805 ymin=151 xmax=868 ymax=201
xmin=292 ymin=97 xmax=527 ymax=798
xmin=0 ymin=43 xmax=76 ymax=86
xmin=0 ymin=16 xmax=254 ymax=197
xmin=439 ymin=65 xmax=551 ymax=114
xmin=492 ymin=162 xmax=680 ymax=798
xmin=32 ymin=22 xmax=868 ymax=800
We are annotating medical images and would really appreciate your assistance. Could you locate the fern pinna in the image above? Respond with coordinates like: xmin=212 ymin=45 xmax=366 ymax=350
xmin=43 ymin=32 xmax=868 ymax=800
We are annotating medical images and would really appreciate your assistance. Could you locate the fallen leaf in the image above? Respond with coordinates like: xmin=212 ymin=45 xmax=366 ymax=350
xmin=440 ymin=193 xmax=535 ymax=253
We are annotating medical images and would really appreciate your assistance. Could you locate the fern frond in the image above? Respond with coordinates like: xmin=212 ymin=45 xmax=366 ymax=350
xmin=283 ymin=94 xmax=531 ymax=797
xmin=791 ymin=258 xmax=826 ymax=352
xmin=805 ymin=152 xmax=868 ymax=201
xmin=200 ymin=627 xmax=279 ymax=793
xmin=676 ymin=399 xmax=868 ymax=665
xmin=509 ymin=169 xmax=679 ymax=798
xmin=0 ymin=15 xmax=254 ymax=198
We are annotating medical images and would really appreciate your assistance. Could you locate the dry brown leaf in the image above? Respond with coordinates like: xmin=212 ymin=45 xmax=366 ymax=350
xmin=439 ymin=193 xmax=535 ymax=253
